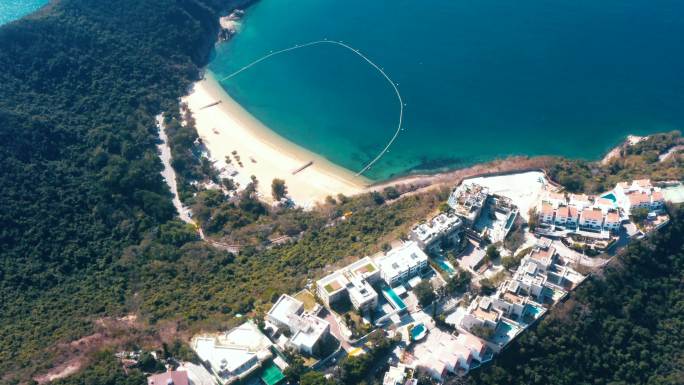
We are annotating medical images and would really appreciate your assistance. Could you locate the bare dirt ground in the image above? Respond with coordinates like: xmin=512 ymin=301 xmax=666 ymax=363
xmin=32 ymin=315 xmax=187 ymax=384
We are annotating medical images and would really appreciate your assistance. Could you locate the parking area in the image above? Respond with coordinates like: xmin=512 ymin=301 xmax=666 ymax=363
xmin=459 ymin=239 xmax=486 ymax=272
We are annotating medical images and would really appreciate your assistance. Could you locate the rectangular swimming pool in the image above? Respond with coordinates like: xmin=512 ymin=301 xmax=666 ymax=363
xmin=435 ymin=258 xmax=455 ymax=275
xmin=382 ymin=287 xmax=407 ymax=311
xmin=522 ymin=304 xmax=545 ymax=324
xmin=491 ymin=321 xmax=521 ymax=346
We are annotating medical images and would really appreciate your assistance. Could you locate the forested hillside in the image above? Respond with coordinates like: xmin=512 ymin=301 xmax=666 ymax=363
xmin=2 ymin=0 xmax=683 ymax=384
xmin=470 ymin=207 xmax=684 ymax=385
xmin=0 ymin=3 xmax=445 ymax=382
xmin=0 ymin=0 xmax=225 ymax=380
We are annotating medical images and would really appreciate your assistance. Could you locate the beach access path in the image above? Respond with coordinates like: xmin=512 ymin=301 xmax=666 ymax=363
xmin=156 ymin=115 xmax=193 ymax=224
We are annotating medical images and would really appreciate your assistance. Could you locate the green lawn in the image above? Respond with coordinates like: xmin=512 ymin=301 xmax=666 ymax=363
xmin=294 ymin=290 xmax=317 ymax=311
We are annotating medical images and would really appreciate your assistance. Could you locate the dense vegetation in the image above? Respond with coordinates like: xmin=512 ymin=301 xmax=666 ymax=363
xmin=0 ymin=0 xmax=226 ymax=381
xmin=470 ymin=207 xmax=684 ymax=385
xmin=1 ymin=0 xmax=682 ymax=384
xmin=548 ymin=131 xmax=683 ymax=193
xmin=0 ymin=3 xmax=445 ymax=382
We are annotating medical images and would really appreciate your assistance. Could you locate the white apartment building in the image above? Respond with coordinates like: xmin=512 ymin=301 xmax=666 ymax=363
xmin=461 ymin=296 xmax=502 ymax=331
xmin=554 ymin=205 xmax=579 ymax=227
xmin=491 ymin=290 xmax=528 ymax=319
xmin=447 ymin=183 xmax=489 ymax=224
xmin=614 ymin=179 xmax=666 ymax=214
xmin=538 ymin=202 xmax=555 ymax=225
xmin=316 ymin=257 xmax=380 ymax=312
xmin=510 ymin=262 xmax=547 ymax=299
xmin=603 ymin=211 xmax=621 ymax=232
xmin=289 ymin=313 xmax=330 ymax=356
xmin=376 ymin=241 xmax=428 ymax=287
xmin=266 ymin=294 xmax=330 ymax=355
xmin=192 ymin=321 xmax=273 ymax=384
xmin=526 ymin=243 xmax=556 ymax=273
xmin=410 ymin=212 xmax=463 ymax=253
xmin=347 ymin=276 xmax=378 ymax=312
xmin=579 ymin=207 xmax=604 ymax=231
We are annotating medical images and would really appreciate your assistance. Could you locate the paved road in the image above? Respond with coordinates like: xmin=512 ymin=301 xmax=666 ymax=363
xmin=323 ymin=309 xmax=352 ymax=351
xmin=552 ymin=240 xmax=607 ymax=268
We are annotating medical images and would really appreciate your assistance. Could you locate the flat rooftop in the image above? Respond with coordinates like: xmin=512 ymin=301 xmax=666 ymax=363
xmin=529 ymin=246 xmax=555 ymax=265
xmin=192 ymin=321 xmax=272 ymax=376
xmin=317 ymin=256 xmax=379 ymax=294
xmin=377 ymin=241 xmax=428 ymax=278
xmin=317 ymin=272 xmax=346 ymax=294
xmin=448 ymin=183 xmax=489 ymax=219
xmin=502 ymin=291 xmax=525 ymax=305
xmin=290 ymin=313 xmax=329 ymax=349
xmin=473 ymin=307 xmax=500 ymax=323
xmin=267 ymin=294 xmax=303 ymax=327
xmin=411 ymin=213 xmax=462 ymax=243
xmin=346 ymin=276 xmax=378 ymax=304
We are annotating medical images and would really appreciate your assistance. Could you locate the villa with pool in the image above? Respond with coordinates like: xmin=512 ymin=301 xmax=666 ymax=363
xmin=456 ymin=240 xmax=584 ymax=352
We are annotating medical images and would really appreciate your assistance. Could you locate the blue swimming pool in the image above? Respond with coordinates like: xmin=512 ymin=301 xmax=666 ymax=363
xmin=411 ymin=323 xmax=427 ymax=341
xmin=602 ymin=193 xmax=617 ymax=202
xmin=382 ymin=287 xmax=407 ymax=310
xmin=491 ymin=321 xmax=521 ymax=346
xmin=435 ymin=259 xmax=455 ymax=275
xmin=505 ymin=212 xmax=517 ymax=229
xmin=522 ymin=304 xmax=544 ymax=323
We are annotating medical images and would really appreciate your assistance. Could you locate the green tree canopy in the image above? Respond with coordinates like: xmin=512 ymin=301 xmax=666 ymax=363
xmin=414 ymin=280 xmax=436 ymax=307
xmin=272 ymin=178 xmax=288 ymax=201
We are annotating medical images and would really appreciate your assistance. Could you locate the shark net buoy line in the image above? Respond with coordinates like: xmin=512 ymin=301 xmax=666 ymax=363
xmin=218 ymin=39 xmax=404 ymax=176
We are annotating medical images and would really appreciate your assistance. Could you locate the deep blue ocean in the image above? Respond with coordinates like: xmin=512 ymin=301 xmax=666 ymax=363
xmin=209 ymin=0 xmax=684 ymax=180
xmin=0 ymin=0 xmax=47 ymax=25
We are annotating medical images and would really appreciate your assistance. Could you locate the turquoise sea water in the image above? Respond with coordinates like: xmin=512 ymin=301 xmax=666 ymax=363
xmin=0 ymin=0 xmax=47 ymax=25
xmin=209 ymin=0 xmax=684 ymax=181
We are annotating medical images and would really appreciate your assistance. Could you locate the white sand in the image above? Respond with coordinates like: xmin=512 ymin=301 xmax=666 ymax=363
xmin=463 ymin=171 xmax=549 ymax=220
xmin=182 ymin=74 xmax=368 ymax=207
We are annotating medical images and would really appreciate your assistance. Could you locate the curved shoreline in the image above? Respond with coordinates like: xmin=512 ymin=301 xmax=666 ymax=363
xmin=182 ymin=73 xmax=369 ymax=207
xmin=217 ymin=39 xmax=405 ymax=177
xmin=184 ymin=71 xmax=647 ymax=205
xmin=369 ymin=156 xmax=560 ymax=192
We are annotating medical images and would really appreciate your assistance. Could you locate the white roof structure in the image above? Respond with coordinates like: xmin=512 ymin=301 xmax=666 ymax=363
xmin=266 ymin=294 xmax=304 ymax=328
xmin=289 ymin=313 xmax=330 ymax=351
xmin=316 ymin=256 xmax=380 ymax=310
xmin=383 ymin=364 xmax=407 ymax=385
xmin=377 ymin=242 xmax=428 ymax=282
xmin=447 ymin=183 xmax=489 ymax=222
xmin=347 ymin=276 xmax=377 ymax=306
xmin=192 ymin=321 xmax=272 ymax=381
xmin=413 ymin=328 xmax=473 ymax=379
xmin=266 ymin=294 xmax=330 ymax=354
xmin=411 ymin=213 xmax=462 ymax=246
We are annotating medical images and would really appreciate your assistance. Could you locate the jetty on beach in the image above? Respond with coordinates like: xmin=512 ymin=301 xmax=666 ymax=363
xmin=199 ymin=100 xmax=221 ymax=110
xmin=292 ymin=160 xmax=314 ymax=175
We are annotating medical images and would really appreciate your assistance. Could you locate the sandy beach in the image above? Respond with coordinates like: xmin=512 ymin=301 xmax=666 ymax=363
xmin=182 ymin=74 xmax=368 ymax=207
